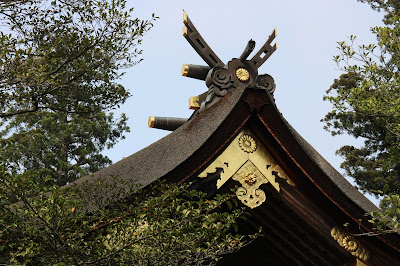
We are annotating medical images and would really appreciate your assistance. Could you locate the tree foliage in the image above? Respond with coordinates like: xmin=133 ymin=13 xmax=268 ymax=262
xmin=322 ymin=17 xmax=400 ymax=196
xmin=0 ymin=0 xmax=155 ymax=117
xmin=0 ymin=0 xmax=28 ymax=8
xmin=357 ymin=0 xmax=400 ymax=25
xmin=0 ymin=1 xmax=255 ymax=264
xmin=324 ymin=0 xmax=400 ymax=233
xmin=368 ymin=188 xmax=400 ymax=234
xmin=0 ymin=0 xmax=155 ymax=185
xmin=0 ymin=111 xmax=129 ymax=185
xmin=0 ymin=166 xmax=256 ymax=265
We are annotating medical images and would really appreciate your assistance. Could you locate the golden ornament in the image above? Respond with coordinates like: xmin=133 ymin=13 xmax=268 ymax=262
xmin=238 ymin=134 xmax=257 ymax=153
xmin=236 ymin=68 xmax=250 ymax=82
xmin=243 ymin=172 xmax=257 ymax=185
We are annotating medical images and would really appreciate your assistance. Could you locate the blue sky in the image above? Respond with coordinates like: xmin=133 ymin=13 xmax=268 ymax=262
xmin=104 ymin=0 xmax=384 ymax=204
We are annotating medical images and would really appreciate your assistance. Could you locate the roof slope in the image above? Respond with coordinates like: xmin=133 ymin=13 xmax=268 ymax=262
xmin=286 ymin=122 xmax=378 ymax=213
xmin=66 ymin=84 xmax=246 ymax=207
xmin=71 ymin=84 xmax=377 ymax=215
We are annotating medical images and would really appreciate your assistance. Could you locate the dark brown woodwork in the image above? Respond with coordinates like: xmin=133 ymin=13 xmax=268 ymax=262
xmin=257 ymin=102 xmax=400 ymax=259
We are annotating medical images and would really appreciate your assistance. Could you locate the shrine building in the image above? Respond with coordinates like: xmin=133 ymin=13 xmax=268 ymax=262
xmin=70 ymin=12 xmax=400 ymax=265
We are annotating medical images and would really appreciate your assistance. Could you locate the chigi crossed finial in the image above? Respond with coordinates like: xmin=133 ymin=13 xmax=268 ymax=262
xmin=149 ymin=11 xmax=278 ymax=131
xmin=182 ymin=11 xmax=278 ymax=112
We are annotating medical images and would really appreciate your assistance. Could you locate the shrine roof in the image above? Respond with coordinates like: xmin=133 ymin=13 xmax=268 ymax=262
xmin=69 ymin=84 xmax=377 ymax=215
xmin=66 ymin=83 xmax=400 ymax=263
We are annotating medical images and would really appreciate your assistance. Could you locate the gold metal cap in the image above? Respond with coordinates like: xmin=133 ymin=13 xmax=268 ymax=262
xmin=183 ymin=26 xmax=188 ymax=37
xmin=148 ymin=116 xmax=155 ymax=128
xmin=183 ymin=11 xmax=188 ymax=24
xmin=189 ymin=96 xmax=200 ymax=110
xmin=181 ymin=64 xmax=189 ymax=76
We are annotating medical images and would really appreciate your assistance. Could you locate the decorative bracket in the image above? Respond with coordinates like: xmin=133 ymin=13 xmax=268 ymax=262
xmin=232 ymin=161 xmax=268 ymax=208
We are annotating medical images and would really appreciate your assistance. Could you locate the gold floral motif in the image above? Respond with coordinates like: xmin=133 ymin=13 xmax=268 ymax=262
xmin=243 ymin=172 xmax=257 ymax=185
xmin=236 ymin=68 xmax=250 ymax=82
xmin=238 ymin=134 xmax=257 ymax=153
xmin=331 ymin=227 xmax=370 ymax=262
xmin=342 ymin=235 xmax=358 ymax=252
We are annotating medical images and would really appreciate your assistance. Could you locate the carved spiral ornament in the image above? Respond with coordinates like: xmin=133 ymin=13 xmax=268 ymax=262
xmin=256 ymin=74 xmax=276 ymax=94
xmin=238 ymin=134 xmax=257 ymax=153
xmin=208 ymin=67 xmax=232 ymax=89
xmin=331 ymin=227 xmax=370 ymax=262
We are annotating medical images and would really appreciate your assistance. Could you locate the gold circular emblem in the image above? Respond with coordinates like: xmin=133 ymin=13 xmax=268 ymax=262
xmin=236 ymin=68 xmax=250 ymax=82
xmin=238 ymin=134 xmax=257 ymax=153
xmin=342 ymin=236 xmax=358 ymax=252
xmin=243 ymin=172 xmax=257 ymax=185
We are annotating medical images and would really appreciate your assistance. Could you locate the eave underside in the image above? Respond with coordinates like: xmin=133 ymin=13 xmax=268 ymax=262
xmin=218 ymin=183 xmax=352 ymax=265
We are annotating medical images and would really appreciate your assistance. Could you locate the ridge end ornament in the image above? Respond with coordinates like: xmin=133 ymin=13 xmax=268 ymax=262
xmin=331 ymin=227 xmax=370 ymax=262
xmin=182 ymin=11 xmax=278 ymax=113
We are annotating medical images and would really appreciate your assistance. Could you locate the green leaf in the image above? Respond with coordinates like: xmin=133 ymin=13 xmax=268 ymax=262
xmin=232 ymin=224 xmax=238 ymax=232
xmin=226 ymin=201 xmax=232 ymax=210
xmin=383 ymin=184 xmax=390 ymax=193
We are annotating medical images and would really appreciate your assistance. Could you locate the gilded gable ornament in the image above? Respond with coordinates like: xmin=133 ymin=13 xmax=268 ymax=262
xmin=198 ymin=129 xmax=295 ymax=209
xmin=243 ymin=172 xmax=257 ymax=185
